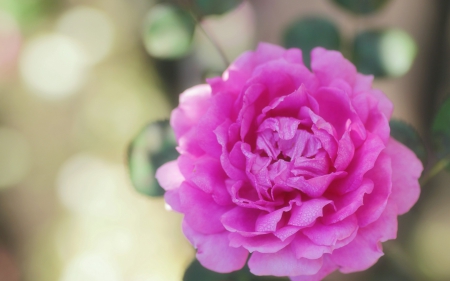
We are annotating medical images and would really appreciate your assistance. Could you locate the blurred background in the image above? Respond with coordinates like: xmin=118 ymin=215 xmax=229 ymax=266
xmin=0 ymin=0 xmax=450 ymax=280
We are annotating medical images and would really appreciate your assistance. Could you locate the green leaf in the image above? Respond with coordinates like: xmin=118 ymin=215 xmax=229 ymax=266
xmin=0 ymin=0 xmax=59 ymax=28
xmin=127 ymin=120 xmax=178 ymax=197
xmin=184 ymin=259 xmax=289 ymax=281
xmin=432 ymin=97 xmax=450 ymax=159
xmin=353 ymin=29 xmax=417 ymax=77
xmin=194 ymin=0 xmax=243 ymax=17
xmin=184 ymin=259 xmax=233 ymax=281
xmin=390 ymin=119 xmax=427 ymax=165
xmin=283 ymin=17 xmax=340 ymax=67
xmin=142 ymin=4 xmax=195 ymax=59
xmin=331 ymin=0 xmax=390 ymax=15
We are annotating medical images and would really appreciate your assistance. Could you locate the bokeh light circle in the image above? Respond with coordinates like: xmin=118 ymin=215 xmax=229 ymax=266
xmin=20 ymin=34 xmax=89 ymax=100
xmin=56 ymin=6 xmax=115 ymax=65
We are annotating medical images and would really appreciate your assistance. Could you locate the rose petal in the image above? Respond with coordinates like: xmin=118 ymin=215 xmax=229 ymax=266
xmin=291 ymin=234 xmax=332 ymax=259
xmin=333 ymin=132 xmax=385 ymax=194
xmin=248 ymin=245 xmax=323 ymax=277
xmin=356 ymin=152 xmax=392 ymax=227
xmin=155 ymin=160 xmax=184 ymax=191
xmin=384 ymin=138 xmax=423 ymax=214
xmin=323 ymin=178 xmax=374 ymax=224
xmin=183 ymin=221 xmax=248 ymax=273
xmin=222 ymin=206 xmax=260 ymax=234
xmin=196 ymin=92 xmax=235 ymax=158
xmin=303 ymin=215 xmax=358 ymax=246
xmin=329 ymin=204 xmax=398 ymax=273
xmin=290 ymin=255 xmax=337 ymax=281
xmin=311 ymin=47 xmax=357 ymax=87
xmin=229 ymin=232 xmax=295 ymax=253
xmin=171 ymin=84 xmax=212 ymax=140
xmin=288 ymin=199 xmax=332 ymax=227
xmin=179 ymin=182 xmax=230 ymax=234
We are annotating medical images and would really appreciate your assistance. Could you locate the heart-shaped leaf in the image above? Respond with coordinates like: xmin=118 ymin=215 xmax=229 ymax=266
xmin=142 ymin=4 xmax=195 ymax=59
xmin=127 ymin=120 xmax=178 ymax=197
xmin=194 ymin=0 xmax=243 ymax=17
xmin=283 ymin=17 xmax=340 ymax=67
xmin=353 ymin=29 xmax=417 ymax=77
xmin=432 ymin=97 xmax=450 ymax=159
xmin=331 ymin=0 xmax=390 ymax=15
xmin=390 ymin=119 xmax=427 ymax=165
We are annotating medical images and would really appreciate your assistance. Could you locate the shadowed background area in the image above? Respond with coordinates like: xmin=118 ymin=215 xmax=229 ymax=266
xmin=0 ymin=0 xmax=449 ymax=280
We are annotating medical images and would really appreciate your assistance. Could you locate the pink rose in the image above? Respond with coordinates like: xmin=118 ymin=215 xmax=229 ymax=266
xmin=156 ymin=43 xmax=422 ymax=280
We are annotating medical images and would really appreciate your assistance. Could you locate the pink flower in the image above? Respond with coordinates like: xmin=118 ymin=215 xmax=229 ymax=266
xmin=156 ymin=43 xmax=422 ymax=280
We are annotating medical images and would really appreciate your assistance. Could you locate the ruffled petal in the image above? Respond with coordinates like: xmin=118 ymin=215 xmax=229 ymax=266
xmin=248 ymin=245 xmax=323 ymax=277
xmin=311 ymin=47 xmax=357 ymax=88
xmin=171 ymin=84 xmax=212 ymax=140
xmin=329 ymin=204 xmax=398 ymax=273
xmin=356 ymin=152 xmax=392 ymax=227
xmin=179 ymin=182 xmax=230 ymax=234
xmin=155 ymin=160 xmax=184 ymax=191
xmin=183 ymin=221 xmax=248 ymax=273
xmin=291 ymin=234 xmax=332 ymax=259
xmin=384 ymin=138 xmax=422 ymax=214
xmin=290 ymin=255 xmax=337 ymax=281
xmin=288 ymin=199 xmax=332 ymax=227
xmin=302 ymin=215 xmax=358 ymax=246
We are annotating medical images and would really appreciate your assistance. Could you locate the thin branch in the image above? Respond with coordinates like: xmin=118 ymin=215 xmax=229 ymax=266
xmin=187 ymin=9 xmax=230 ymax=67
xmin=420 ymin=157 xmax=450 ymax=186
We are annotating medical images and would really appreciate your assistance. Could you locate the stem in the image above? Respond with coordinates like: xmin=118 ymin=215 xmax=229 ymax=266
xmin=182 ymin=2 xmax=230 ymax=68
xmin=420 ymin=157 xmax=450 ymax=186
xmin=193 ymin=15 xmax=230 ymax=67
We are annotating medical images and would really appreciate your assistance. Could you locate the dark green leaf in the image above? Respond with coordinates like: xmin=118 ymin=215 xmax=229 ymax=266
xmin=331 ymin=0 xmax=390 ymax=15
xmin=142 ymin=4 xmax=195 ymax=59
xmin=184 ymin=259 xmax=233 ymax=281
xmin=390 ymin=119 xmax=427 ymax=165
xmin=283 ymin=17 xmax=340 ymax=67
xmin=353 ymin=29 xmax=417 ymax=77
xmin=194 ymin=0 xmax=242 ymax=17
xmin=432 ymin=97 xmax=450 ymax=159
xmin=184 ymin=259 xmax=289 ymax=281
xmin=127 ymin=120 xmax=178 ymax=197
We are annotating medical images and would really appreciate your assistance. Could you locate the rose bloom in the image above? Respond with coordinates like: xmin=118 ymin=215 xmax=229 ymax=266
xmin=156 ymin=43 xmax=422 ymax=280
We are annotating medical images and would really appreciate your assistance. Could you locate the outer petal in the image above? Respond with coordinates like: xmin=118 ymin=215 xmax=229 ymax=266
xmin=229 ymin=233 xmax=295 ymax=253
xmin=330 ymin=204 xmax=397 ymax=273
xmin=183 ymin=221 xmax=248 ymax=273
xmin=155 ymin=160 xmax=184 ymax=191
xmin=356 ymin=152 xmax=392 ymax=227
xmin=179 ymin=182 xmax=230 ymax=234
xmin=311 ymin=47 xmax=357 ymax=87
xmin=302 ymin=215 xmax=358 ymax=246
xmin=248 ymin=245 xmax=323 ymax=277
xmin=291 ymin=234 xmax=332 ymax=260
xmin=290 ymin=255 xmax=337 ymax=281
xmin=384 ymin=138 xmax=422 ymax=214
xmin=171 ymin=84 xmax=211 ymax=140
xmin=196 ymin=92 xmax=235 ymax=158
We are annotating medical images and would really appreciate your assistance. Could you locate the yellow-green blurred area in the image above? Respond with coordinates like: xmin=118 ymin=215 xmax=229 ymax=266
xmin=0 ymin=0 xmax=449 ymax=280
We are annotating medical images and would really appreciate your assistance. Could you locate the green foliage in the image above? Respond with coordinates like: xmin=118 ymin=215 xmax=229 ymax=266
xmin=353 ymin=29 xmax=417 ymax=78
xmin=143 ymin=3 xmax=195 ymax=59
xmin=194 ymin=0 xmax=243 ymax=17
xmin=0 ymin=0 xmax=59 ymax=28
xmin=184 ymin=259 xmax=289 ymax=281
xmin=390 ymin=119 xmax=427 ymax=165
xmin=432 ymin=97 xmax=450 ymax=159
xmin=127 ymin=120 xmax=178 ymax=197
xmin=283 ymin=17 xmax=341 ymax=67
xmin=331 ymin=0 xmax=390 ymax=15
